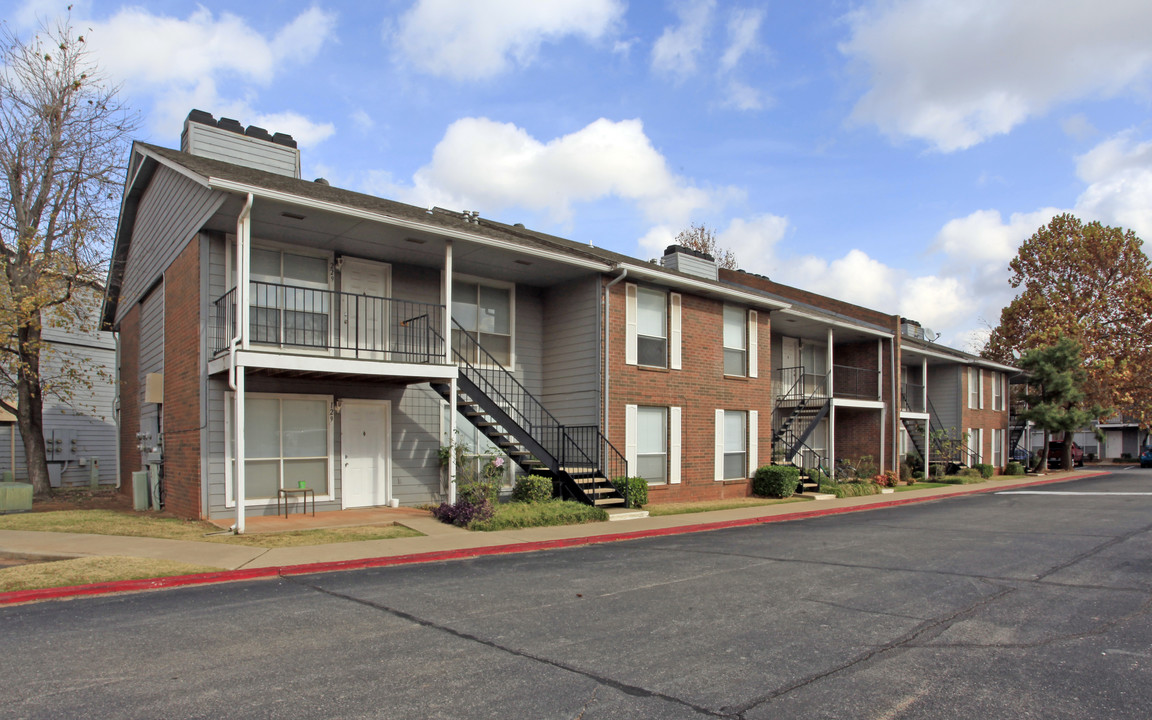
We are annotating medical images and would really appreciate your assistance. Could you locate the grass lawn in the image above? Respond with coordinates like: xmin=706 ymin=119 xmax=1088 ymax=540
xmin=646 ymin=496 xmax=808 ymax=516
xmin=0 ymin=556 xmax=220 ymax=593
xmin=467 ymin=500 xmax=608 ymax=531
xmin=893 ymin=482 xmax=953 ymax=492
xmin=0 ymin=510 xmax=423 ymax=547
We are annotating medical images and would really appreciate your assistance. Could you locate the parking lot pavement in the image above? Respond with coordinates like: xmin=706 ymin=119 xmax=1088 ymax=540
xmin=2 ymin=469 xmax=1150 ymax=718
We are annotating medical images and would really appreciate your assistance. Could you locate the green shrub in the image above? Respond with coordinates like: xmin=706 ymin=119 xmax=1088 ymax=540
xmin=511 ymin=474 xmax=553 ymax=503
xmin=806 ymin=467 xmax=829 ymax=486
xmin=912 ymin=470 xmax=925 ymax=481
xmin=833 ymin=481 xmax=882 ymax=498
xmin=854 ymin=455 xmax=878 ymax=479
xmin=959 ymin=467 xmax=982 ymax=478
xmin=468 ymin=500 xmax=608 ymax=531
xmin=611 ymin=476 xmax=648 ymax=508
xmin=974 ymin=463 xmax=994 ymax=479
xmin=1004 ymin=461 xmax=1024 ymax=476
xmin=929 ymin=463 xmax=945 ymax=479
xmin=753 ymin=465 xmax=801 ymax=498
xmin=939 ymin=473 xmax=985 ymax=485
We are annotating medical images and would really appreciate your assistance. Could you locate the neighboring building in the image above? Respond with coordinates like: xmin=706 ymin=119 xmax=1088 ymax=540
xmin=0 ymin=296 xmax=118 ymax=488
xmin=101 ymin=110 xmax=1018 ymax=523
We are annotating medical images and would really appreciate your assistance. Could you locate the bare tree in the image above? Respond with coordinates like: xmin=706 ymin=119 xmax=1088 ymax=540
xmin=674 ymin=222 xmax=738 ymax=269
xmin=0 ymin=19 xmax=135 ymax=492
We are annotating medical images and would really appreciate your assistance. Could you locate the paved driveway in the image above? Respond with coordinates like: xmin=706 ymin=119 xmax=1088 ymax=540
xmin=4 ymin=470 xmax=1151 ymax=718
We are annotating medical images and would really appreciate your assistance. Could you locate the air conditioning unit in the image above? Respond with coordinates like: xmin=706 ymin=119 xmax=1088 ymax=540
xmin=900 ymin=323 xmax=925 ymax=340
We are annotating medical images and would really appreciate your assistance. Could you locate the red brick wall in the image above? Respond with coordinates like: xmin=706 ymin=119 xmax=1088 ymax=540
xmin=162 ymin=237 xmax=203 ymax=518
xmin=834 ymin=407 xmax=882 ymax=470
xmin=605 ymin=280 xmax=775 ymax=503
xmin=118 ymin=306 xmax=141 ymax=500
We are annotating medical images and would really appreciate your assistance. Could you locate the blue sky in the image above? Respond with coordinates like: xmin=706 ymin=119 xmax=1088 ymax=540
xmin=8 ymin=0 xmax=1152 ymax=350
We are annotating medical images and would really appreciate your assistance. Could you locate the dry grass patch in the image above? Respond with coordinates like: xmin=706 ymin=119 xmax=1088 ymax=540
xmin=0 ymin=556 xmax=219 ymax=592
xmin=0 ymin=510 xmax=422 ymax=547
xmin=646 ymin=496 xmax=808 ymax=517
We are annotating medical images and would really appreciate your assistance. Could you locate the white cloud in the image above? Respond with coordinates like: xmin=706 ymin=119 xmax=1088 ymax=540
xmin=722 ymin=80 xmax=764 ymax=111
xmin=841 ymin=0 xmax=1152 ymax=151
xmin=651 ymin=0 xmax=715 ymax=78
xmin=1074 ymin=132 xmax=1152 ymax=240
xmin=393 ymin=0 xmax=624 ymax=80
xmin=719 ymin=8 xmax=762 ymax=73
xmin=74 ymin=5 xmax=338 ymax=145
xmin=396 ymin=117 xmax=729 ymax=226
xmin=1061 ymin=114 xmax=1097 ymax=142
xmin=716 ymin=215 xmax=788 ymax=270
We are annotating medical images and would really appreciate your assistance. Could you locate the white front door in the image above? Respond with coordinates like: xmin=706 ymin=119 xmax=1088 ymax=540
xmin=780 ymin=337 xmax=800 ymax=396
xmin=341 ymin=400 xmax=391 ymax=508
xmin=340 ymin=258 xmax=391 ymax=359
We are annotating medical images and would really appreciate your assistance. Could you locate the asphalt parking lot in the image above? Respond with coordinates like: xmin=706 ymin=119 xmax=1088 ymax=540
xmin=4 ymin=469 xmax=1151 ymax=719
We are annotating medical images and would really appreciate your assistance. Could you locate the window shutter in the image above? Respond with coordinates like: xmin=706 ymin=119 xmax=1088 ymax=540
xmin=625 ymin=284 xmax=638 ymax=365
xmin=748 ymin=310 xmax=758 ymax=378
xmin=749 ymin=410 xmax=759 ymax=473
xmin=670 ymin=292 xmax=682 ymax=370
xmin=670 ymin=406 xmax=682 ymax=484
xmin=625 ymin=404 xmax=638 ymax=476
xmin=715 ymin=409 xmax=725 ymax=481
xmin=979 ymin=369 xmax=985 ymax=409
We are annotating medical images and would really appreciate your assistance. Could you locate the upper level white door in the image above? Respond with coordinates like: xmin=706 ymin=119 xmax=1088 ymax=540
xmin=340 ymin=258 xmax=391 ymax=359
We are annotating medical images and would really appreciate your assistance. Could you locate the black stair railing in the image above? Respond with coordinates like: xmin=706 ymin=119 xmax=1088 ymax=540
xmin=924 ymin=396 xmax=979 ymax=466
xmin=447 ymin=320 xmax=625 ymax=503
xmin=771 ymin=368 xmax=831 ymax=467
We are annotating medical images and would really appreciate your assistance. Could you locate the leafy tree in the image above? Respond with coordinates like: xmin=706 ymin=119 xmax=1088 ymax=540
xmin=0 ymin=20 xmax=135 ymax=492
xmin=1015 ymin=338 xmax=1107 ymax=471
xmin=674 ymin=223 xmax=738 ymax=269
xmin=984 ymin=214 xmax=1152 ymax=425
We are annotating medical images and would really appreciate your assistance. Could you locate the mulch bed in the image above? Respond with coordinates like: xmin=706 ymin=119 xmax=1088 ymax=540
xmin=28 ymin=487 xmax=134 ymax=513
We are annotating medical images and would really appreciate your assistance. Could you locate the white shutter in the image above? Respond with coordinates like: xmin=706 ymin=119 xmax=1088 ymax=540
xmin=625 ymin=404 xmax=638 ymax=476
xmin=748 ymin=310 xmax=758 ymax=378
xmin=749 ymin=410 xmax=759 ymax=474
xmin=670 ymin=292 xmax=682 ymax=370
xmin=670 ymin=406 xmax=682 ymax=484
xmin=715 ymin=409 xmax=725 ymax=481
xmin=979 ymin=428 xmax=985 ymax=464
xmin=978 ymin=369 xmax=985 ymax=409
xmin=625 ymin=283 xmax=638 ymax=366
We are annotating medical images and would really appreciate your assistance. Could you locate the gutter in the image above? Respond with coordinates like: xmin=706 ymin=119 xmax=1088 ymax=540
xmin=620 ymin=262 xmax=790 ymax=311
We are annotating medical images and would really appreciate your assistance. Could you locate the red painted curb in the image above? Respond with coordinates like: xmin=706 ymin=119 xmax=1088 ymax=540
xmin=0 ymin=471 xmax=1107 ymax=606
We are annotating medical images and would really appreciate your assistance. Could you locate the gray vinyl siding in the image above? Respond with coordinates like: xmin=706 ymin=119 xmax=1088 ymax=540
xmin=182 ymin=122 xmax=300 ymax=178
xmin=204 ymin=377 xmax=444 ymax=518
xmin=0 ymin=326 xmax=117 ymax=487
xmin=138 ymin=285 xmax=165 ymax=445
xmin=116 ymin=166 xmax=226 ymax=326
xmin=927 ymin=365 xmax=961 ymax=431
xmin=515 ymin=286 xmax=544 ymax=396
xmin=541 ymin=277 xmax=600 ymax=426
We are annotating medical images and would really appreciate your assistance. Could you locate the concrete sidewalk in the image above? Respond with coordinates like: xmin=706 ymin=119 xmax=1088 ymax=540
xmin=0 ymin=469 xmax=1107 ymax=578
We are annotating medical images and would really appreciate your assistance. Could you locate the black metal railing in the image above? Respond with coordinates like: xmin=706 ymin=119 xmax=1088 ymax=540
xmin=774 ymin=366 xmax=830 ymax=401
xmin=833 ymin=364 xmax=880 ymax=400
xmin=211 ymin=282 xmax=445 ymax=363
xmin=901 ymin=382 xmax=925 ymax=412
xmin=450 ymin=319 xmax=625 ymax=498
xmin=924 ymin=395 xmax=979 ymax=466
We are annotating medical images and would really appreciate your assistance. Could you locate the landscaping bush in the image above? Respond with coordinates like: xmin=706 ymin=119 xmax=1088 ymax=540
xmin=832 ymin=481 xmax=881 ymax=498
xmin=854 ymin=455 xmax=878 ymax=479
xmin=958 ymin=467 xmax=982 ymax=478
xmin=929 ymin=463 xmax=945 ymax=479
xmin=432 ymin=496 xmax=494 ymax=527
xmin=872 ymin=470 xmax=899 ymax=487
xmin=974 ymin=463 xmax=994 ymax=479
xmin=611 ymin=476 xmax=648 ymax=508
xmin=912 ymin=470 xmax=925 ymax=481
xmin=753 ymin=465 xmax=801 ymax=498
xmin=468 ymin=500 xmax=608 ymax=531
xmin=511 ymin=474 xmax=553 ymax=503
xmin=1004 ymin=461 xmax=1024 ymax=476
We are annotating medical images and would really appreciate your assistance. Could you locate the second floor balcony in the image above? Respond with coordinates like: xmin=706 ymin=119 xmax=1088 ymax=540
xmin=211 ymin=281 xmax=447 ymax=366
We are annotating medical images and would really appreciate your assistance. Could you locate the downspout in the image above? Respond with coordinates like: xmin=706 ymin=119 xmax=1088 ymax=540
xmin=891 ymin=335 xmax=899 ymax=477
xmin=603 ymin=268 xmax=629 ymax=434
xmin=230 ymin=193 xmax=253 ymax=534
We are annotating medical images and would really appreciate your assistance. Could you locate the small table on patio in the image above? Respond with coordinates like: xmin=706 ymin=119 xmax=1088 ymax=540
xmin=277 ymin=488 xmax=315 ymax=518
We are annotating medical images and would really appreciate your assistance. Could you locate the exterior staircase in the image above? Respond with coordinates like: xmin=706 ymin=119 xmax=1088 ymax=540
xmin=770 ymin=367 xmax=831 ymax=471
xmin=431 ymin=320 xmax=627 ymax=508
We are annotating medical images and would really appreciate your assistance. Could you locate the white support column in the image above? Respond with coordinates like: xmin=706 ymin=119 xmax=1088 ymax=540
xmin=826 ymin=328 xmax=834 ymax=397
xmin=879 ymin=406 xmax=886 ymax=473
xmin=829 ymin=405 xmax=837 ymax=480
xmin=234 ymin=372 xmax=246 ymax=534
xmin=448 ymin=377 xmax=458 ymax=503
xmin=444 ymin=240 xmax=453 ymax=364
xmin=921 ymin=357 xmax=928 ymax=411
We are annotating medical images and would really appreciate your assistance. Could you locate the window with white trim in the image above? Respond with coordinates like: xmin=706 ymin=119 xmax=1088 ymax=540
xmin=968 ymin=427 xmax=982 ymax=465
xmin=723 ymin=305 xmax=747 ymax=376
xmin=636 ymin=407 xmax=668 ymax=484
xmin=249 ymin=247 xmax=331 ymax=348
xmin=723 ymin=410 xmax=747 ymax=479
xmin=992 ymin=428 xmax=1004 ymax=467
xmin=452 ymin=280 xmax=513 ymax=366
xmin=968 ymin=367 xmax=980 ymax=409
xmin=992 ymin=372 xmax=1004 ymax=411
xmin=636 ymin=287 xmax=668 ymax=367
xmin=230 ymin=394 xmax=331 ymax=501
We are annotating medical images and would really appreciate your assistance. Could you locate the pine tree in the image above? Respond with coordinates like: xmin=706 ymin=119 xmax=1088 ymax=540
xmin=1016 ymin=338 xmax=1106 ymax=471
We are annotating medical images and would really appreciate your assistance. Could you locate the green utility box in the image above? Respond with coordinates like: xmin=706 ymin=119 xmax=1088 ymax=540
xmin=0 ymin=482 xmax=33 ymax=513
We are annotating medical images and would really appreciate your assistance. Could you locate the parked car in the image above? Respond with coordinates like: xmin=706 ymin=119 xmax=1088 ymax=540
xmin=1047 ymin=441 xmax=1084 ymax=469
xmin=1140 ymin=448 xmax=1152 ymax=468
xmin=1011 ymin=446 xmax=1031 ymax=463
